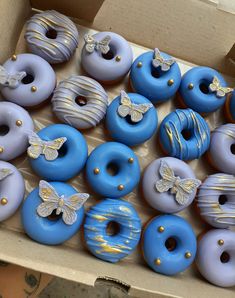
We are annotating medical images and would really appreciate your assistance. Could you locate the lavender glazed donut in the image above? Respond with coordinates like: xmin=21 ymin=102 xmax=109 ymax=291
xmin=0 ymin=161 xmax=25 ymax=221
xmin=196 ymin=229 xmax=235 ymax=287
xmin=25 ymin=10 xmax=79 ymax=64
xmin=142 ymin=157 xmax=201 ymax=213
xmin=0 ymin=53 xmax=56 ymax=107
xmin=0 ymin=102 xmax=34 ymax=161
xmin=52 ymin=75 xmax=108 ymax=129
xmin=81 ymin=32 xmax=133 ymax=83
xmin=209 ymin=124 xmax=235 ymax=175
xmin=197 ymin=174 xmax=235 ymax=228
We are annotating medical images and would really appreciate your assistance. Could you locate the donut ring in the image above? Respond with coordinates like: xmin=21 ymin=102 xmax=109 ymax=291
xmin=196 ymin=229 xmax=235 ymax=287
xmin=209 ymin=124 xmax=235 ymax=175
xmin=159 ymin=108 xmax=210 ymax=160
xmin=86 ymin=142 xmax=141 ymax=197
xmin=178 ymin=66 xmax=230 ymax=114
xmin=0 ymin=101 xmax=34 ymax=161
xmin=106 ymin=91 xmax=158 ymax=146
xmin=81 ymin=32 xmax=133 ymax=83
xmin=84 ymin=198 xmax=141 ymax=263
xmin=142 ymin=215 xmax=197 ymax=275
xmin=21 ymin=181 xmax=88 ymax=245
xmin=197 ymin=173 xmax=235 ymax=228
xmin=130 ymin=48 xmax=181 ymax=104
xmin=0 ymin=161 xmax=25 ymax=221
xmin=52 ymin=75 xmax=108 ymax=129
xmin=28 ymin=124 xmax=88 ymax=181
xmin=1 ymin=53 xmax=56 ymax=107
xmin=143 ymin=157 xmax=201 ymax=213
xmin=25 ymin=10 xmax=79 ymax=64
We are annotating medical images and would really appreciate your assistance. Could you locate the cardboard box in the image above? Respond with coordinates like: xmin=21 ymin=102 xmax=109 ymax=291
xmin=0 ymin=1 xmax=235 ymax=297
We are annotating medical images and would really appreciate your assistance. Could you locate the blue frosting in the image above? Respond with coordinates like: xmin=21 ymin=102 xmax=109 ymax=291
xmin=86 ymin=142 xmax=141 ymax=197
xmin=159 ymin=108 xmax=210 ymax=160
xmin=229 ymin=91 xmax=235 ymax=121
xmin=179 ymin=66 xmax=227 ymax=113
xmin=29 ymin=124 xmax=88 ymax=181
xmin=21 ymin=182 xmax=85 ymax=245
xmin=84 ymin=198 xmax=141 ymax=263
xmin=130 ymin=50 xmax=181 ymax=103
xmin=106 ymin=93 xmax=158 ymax=146
xmin=142 ymin=214 xmax=197 ymax=275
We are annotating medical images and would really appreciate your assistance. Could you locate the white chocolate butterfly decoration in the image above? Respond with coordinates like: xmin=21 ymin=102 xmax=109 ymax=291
xmin=27 ymin=131 xmax=67 ymax=161
xmin=117 ymin=90 xmax=153 ymax=123
xmin=152 ymin=48 xmax=175 ymax=71
xmin=155 ymin=160 xmax=201 ymax=205
xmin=84 ymin=34 xmax=111 ymax=54
xmin=0 ymin=65 xmax=26 ymax=89
xmin=37 ymin=180 xmax=89 ymax=225
xmin=0 ymin=168 xmax=12 ymax=181
xmin=209 ymin=76 xmax=233 ymax=98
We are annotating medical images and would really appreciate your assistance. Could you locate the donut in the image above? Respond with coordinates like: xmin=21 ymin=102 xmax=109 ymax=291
xmin=81 ymin=32 xmax=133 ymax=83
xmin=27 ymin=124 xmax=88 ymax=181
xmin=130 ymin=48 xmax=181 ymax=104
xmin=224 ymin=92 xmax=235 ymax=123
xmin=143 ymin=157 xmax=201 ymax=213
xmin=142 ymin=215 xmax=196 ymax=275
xmin=178 ymin=66 xmax=233 ymax=114
xmin=0 ymin=161 xmax=25 ymax=221
xmin=0 ymin=53 xmax=56 ymax=107
xmin=84 ymin=198 xmax=141 ymax=263
xmin=197 ymin=173 xmax=235 ymax=228
xmin=52 ymin=75 xmax=108 ymax=129
xmin=159 ymin=108 xmax=210 ymax=160
xmin=25 ymin=10 xmax=79 ymax=64
xmin=209 ymin=124 xmax=235 ymax=175
xmin=196 ymin=229 xmax=235 ymax=287
xmin=86 ymin=142 xmax=140 ymax=197
xmin=106 ymin=91 xmax=157 ymax=146
xmin=0 ymin=101 xmax=34 ymax=161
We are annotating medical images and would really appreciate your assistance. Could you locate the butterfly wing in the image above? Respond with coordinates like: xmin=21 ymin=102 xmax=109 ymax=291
xmin=217 ymin=87 xmax=233 ymax=97
xmin=97 ymin=35 xmax=111 ymax=54
xmin=0 ymin=66 xmax=8 ymax=85
xmin=8 ymin=71 xmax=26 ymax=88
xmin=175 ymin=188 xmax=188 ymax=205
xmin=161 ymin=59 xmax=175 ymax=71
xmin=152 ymin=48 xmax=162 ymax=68
xmin=155 ymin=160 xmax=175 ymax=192
xmin=43 ymin=137 xmax=67 ymax=161
xmin=62 ymin=205 xmax=77 ymax=225
xmin=118 ymin=91 xmax=132 ymax=118
xmin=39 ymin=180 xmax=60 ymax=203
xmin=84 ymin=34 xmax=95 ymax=53
xmin=209 ymin=76 xmax=220 ymax=92
xmin=155 ymin=179 xmax=174 ymax=193
xmin=27 ymin=131 xmax=43 ymax=159
xmin=0 ymin=168 xmax=12 ymax=181
xmin=175 ymin=178 xmax=201 ymax=205
xmin=37 ymin=201 xmax=58 ymax=218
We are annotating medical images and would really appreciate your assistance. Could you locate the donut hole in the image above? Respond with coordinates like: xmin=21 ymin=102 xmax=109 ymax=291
xmin=106 ymin=221 xmax=120 ymax=236
xmin=125 ymin=115 xmax=138 ymax=125
xmin=218 ymin=195 xmax=227 ymax=205
xmin=47 ymin=209 xmax=62 ymax=221
xmin=21 ymin=73 xmax=34 ymax=84
xmin=46 ymin=28 xmax=57 ymax=39
xmin=106 ymin=162 xmax=120 ymax=176
xmin=165 ymin=237 xmax=177 ymax=252
xmin=199 ymin=80 xmax=210 ymax=94
xmin=58 ymin=143 xmax=68 ymax=158
xmin=75 ymin=96 xmax=87 ymax=107
xmin=230 ymin=144 xmax=235 ymax=155
xmin=182 ymin=129 xmax=192 ymax=140
xmin=151 ymin=67 xmax=161 ymax=79
xmin=102 ymin=45 xmax=116 ymax=60
xmin=220 ymin=251 xmax=230 ymax=263
xmin=0 ymin=125 xmax=9 ymax=136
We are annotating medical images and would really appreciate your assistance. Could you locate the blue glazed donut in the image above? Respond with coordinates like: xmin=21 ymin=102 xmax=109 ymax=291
xmin=130 ymin=48 xmax=181 ymax=104
xmin=159 ymin=108 xmax=210 ymax=160
xmin=106 ymin=91 xmax=158 ymax=146
xmin=21 ymin=180 xmax=89 ymax=245
xmin=142 ymin=215 xmax=197 ymax=275
xmin=28 ymin=124 xmax=88 ymax=181
xmin=86 ymin=142 xmax=140 ymax=197
xmin=84 ymin=198 xmax=141 ymax=263
xmin=179 ymin=66 xmax=232 ymax=114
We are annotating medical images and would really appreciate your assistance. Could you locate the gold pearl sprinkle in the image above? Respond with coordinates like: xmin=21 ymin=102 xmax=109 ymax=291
xmin=31 ymin=86 xmax=37 ymax=92
xmin=1 ymin=198 xmax=8 ymax=205
xmin=158 ymin=226 xmax=165 ymax=233
xmin=188 ymin=83 xmax=194 ymax=90
xmin=93 ymin=168 xmax=100 ymax=175
xmin=0 ymin=147 xmax=4 ymax=154
xmin=128 ymin=157 xmax=134 ymax=164
xmin=137 ymin=62 xmax=142 ymax=68
xmin=168 ymin=79 xmax=174 ymax=86
xmin=118 ymin=184 xmax=124 ymax=191
xmin=16 ymin=120 xmax=22 ymax=127
xmin=218 ymin=239 xmax=224 ymax=246
xmin=115 ymin=55 xmax=121 ymax=62
xmin=185 ymin=252 xmax=192 ymax=259
xmin=11 ymin=54 xmax=17 ymax=61
xmin=155 ymin=258 xmax=161 ymax=266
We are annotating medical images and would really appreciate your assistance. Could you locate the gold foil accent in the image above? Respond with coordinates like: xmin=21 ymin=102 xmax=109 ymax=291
xmin=167 ymin=79 xmax=174 ymax=86
xmin=155 ymin=258 xmax=161 ymax=265
xmin=31 ymin=86 xmax=37 ymax=92
xmin=115 ymin=56 xmax=121 ymax=62
xmin=185 ymin=252 xmax=191 ymax=259
xmin=93 ymin=168 xmax=100 ymax=175
xmin=158 ymin=226 xmax=165 ymax=233
xmin=128 ymin=157 xmax=134 ymax=163
xmin=99 ymin=243 xmax=122 ymax=254
xmin=188 ymin=83 xmax=194 ymax=90
xmin=118 ymin=184 xmax=124 ymax=191
xmin=11 ymin=54 xmax=17 ymax=61
xmin=0 ymin=147 xmax=4 ymax=153
xmin=137 ymin=61 xmax=142 ymax=68
xmin=92 ymin=214 xmax=108 ymax=222
xmin=218 ymin=239 xmax=224 ymax=246
xmin=0 ymin=198 xmax=8 ymax=205
xmin=16 ymin=120 xmax=23 ymax=127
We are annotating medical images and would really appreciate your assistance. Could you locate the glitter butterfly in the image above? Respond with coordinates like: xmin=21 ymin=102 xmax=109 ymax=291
xmin=27 ymin=131 xmax=67 ymax=161
xmin=155 ymin=160 xmax=201 ymax=205
xmin=117 ymin=90 xmax=153 ymax=123
xmin=209 ymin=76 xmax=233 ymax=98
xmin=0 ymin=65 xmax=26 ymax=89
xmin=84 ymin=34 xmax=111 ymax=54
xmin=152 ymin=48 xmax=175 ymax=71
xmin=0 ymin=168 xmax=12 ymax=181
xmin=37 ymin=180 xmax=89 ymax=225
